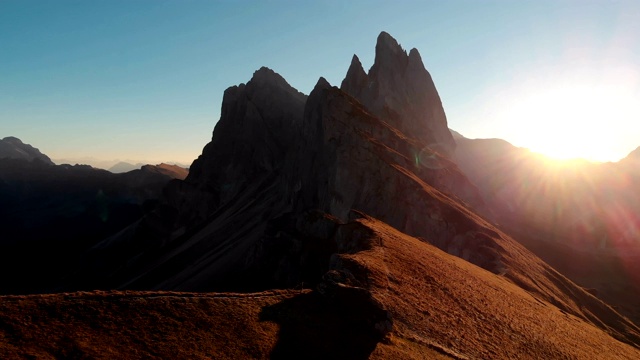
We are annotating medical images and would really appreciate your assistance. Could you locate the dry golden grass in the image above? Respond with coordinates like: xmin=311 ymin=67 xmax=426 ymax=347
xmin=1 ymin=218 xmax=639 ymax=359
xmin=354 ymin=217 xmax=640 ymax=359
xmin=0 ymin=290 xmax=290 ymax=359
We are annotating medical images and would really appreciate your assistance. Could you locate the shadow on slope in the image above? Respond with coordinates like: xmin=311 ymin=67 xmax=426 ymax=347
xmin=0 ymin=158 xmax=185 ymax=294
xmin=259 ymin=292 xmax=383 ymax=360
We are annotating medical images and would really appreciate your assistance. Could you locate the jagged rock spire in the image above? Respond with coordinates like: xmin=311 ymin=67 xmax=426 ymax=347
xmin=340 ymin=55 xmax=368 ymax=93
xmin=187 ymin=67 xmax=307 ymax=207
xmin=341 ymin=31 xmax=455 ymax=155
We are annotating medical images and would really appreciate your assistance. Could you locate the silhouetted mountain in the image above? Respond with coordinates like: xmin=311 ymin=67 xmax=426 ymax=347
xmin=341 ymin=32 xmax=455 ymax=156
xmin=2 ymin=32 xmax=639 ymax=358
xmin=53 ymin=32 xmax=640 ymax=353
xmin=0 ymin=136 xmax=54 ymax=165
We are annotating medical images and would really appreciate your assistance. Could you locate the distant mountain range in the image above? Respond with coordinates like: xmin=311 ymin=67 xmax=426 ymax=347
xmin=52 ymin=157 xmax=191 ymax=171
xmin=107 ymin=161 xmax=190 ymax=173
xmin=106 ymin=162 xmax=189 ymax=177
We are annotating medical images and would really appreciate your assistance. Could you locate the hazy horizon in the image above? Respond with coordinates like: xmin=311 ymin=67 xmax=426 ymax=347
xmin=2 ymin=1 xmax=640 ymax=164
xmin=50 ymin=156 xmax=191 ymax=170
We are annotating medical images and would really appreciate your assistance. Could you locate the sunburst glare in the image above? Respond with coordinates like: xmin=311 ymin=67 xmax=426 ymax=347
xmin=490 ymin=66 xmax=640 ymax=162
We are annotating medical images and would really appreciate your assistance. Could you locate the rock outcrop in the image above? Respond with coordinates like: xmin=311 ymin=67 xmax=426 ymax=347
xmin=0 ymin=136 xmax=54 ymax=165
xmin=177 ymin=67 xmax=306 ymax=225
xmin=341 ymin=32 xmax=455 ymax=156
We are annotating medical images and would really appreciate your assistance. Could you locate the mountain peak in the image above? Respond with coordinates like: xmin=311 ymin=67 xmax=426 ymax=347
xmin=314 ymin=76 xmax=332 ymax=91
xmin=252 ymin=66 xmax=279 ymax=80
xmin=0 ymin=136 xmax=54 ymax=165
xmin=376 ymin=31 xmax=404 ymax=55
xmin=187 ymin=65 xmax=307 ymax=205
xmin=373 ymin=32 xmax=407 ymax=73
xmin=408 ymin=48 xmax=424 ymax=66
xmin=245 ymin=66 xmax=307 ymax=103
xmin=349 ymin=54 xmax=363 ymax=69
xmin=340 ymin=55 xmax=368 ymax=91
xmin=341 ymin=32 xmax=456 ymax=155
xmin=251 ymin=67 xmax=291 ymax=88
xmin=2 ymin=136 xmax=23 ymax=145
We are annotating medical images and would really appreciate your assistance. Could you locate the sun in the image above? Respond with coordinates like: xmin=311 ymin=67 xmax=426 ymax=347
xmin=489 ymin=68 xmax=640 ymax=162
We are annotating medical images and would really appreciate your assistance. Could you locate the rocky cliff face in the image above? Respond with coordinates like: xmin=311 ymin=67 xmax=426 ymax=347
xmin=341 ymin=32 xmax=455 ymax=156
xmin=298 ymin=79 xmax=487 ymax=249
xmin=0 ymin=136 xmax=54 ymax=165
xmin=172 ymin=67 xmax=306 ymax=227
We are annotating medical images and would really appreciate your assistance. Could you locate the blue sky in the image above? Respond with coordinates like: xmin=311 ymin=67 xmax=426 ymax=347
xmin=2 ymin=1 xmax=640 ymax=166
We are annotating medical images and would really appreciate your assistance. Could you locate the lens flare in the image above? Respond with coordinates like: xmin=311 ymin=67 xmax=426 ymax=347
xmin=415 ymin=146 xmax=448 ymax=170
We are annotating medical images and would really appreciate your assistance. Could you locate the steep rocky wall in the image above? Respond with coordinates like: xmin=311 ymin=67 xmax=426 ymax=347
xmin=341 ymin=32 xmax=455 ymax=156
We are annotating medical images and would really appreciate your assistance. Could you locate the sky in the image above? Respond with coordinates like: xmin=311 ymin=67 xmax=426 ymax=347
xmin=2 ymin=0 xmax=640 ymax=167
